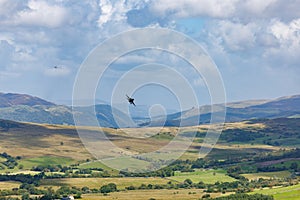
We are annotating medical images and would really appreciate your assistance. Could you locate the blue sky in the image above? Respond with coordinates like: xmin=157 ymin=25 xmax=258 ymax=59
xmin=0 ymin=0 xmax=300 ymax=109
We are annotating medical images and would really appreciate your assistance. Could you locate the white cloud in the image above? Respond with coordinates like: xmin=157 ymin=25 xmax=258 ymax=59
xmin=264 ymin=18 xmax=300 ymax=67
xmin=263 ymin=0 xmax=300 ymax=22
xmin=202 ymin=16 xmax=299 ymax=65
xmin=242 ymin=0 xmax=277 ymax=14
xmin=147 ymin=0 xmax=300 ymax=23
xmin=0 ymin=1 xmax=101 ymax=67
xmin=98 ymin=0 xmax=113 ymax=26
xmin=13 ymin=30 xmax=51 ymax=45
xmin=0 ymin=0 xmax=70 ymax=28
xmin=256 ymin=33 xmax=279 ymax=47
xmin=15 ymin=0 xmax=68 ymax=28
xmin=97 ymin=0 xmax=141 ymax=27
xmin=0 ymin=0 xmax=299 ymax=103
xmin=211 ymin=21 xmax=257 ymax=51
xmin=114 ymin=54 xmax=156 ymax=65
xmin=270 ymin=19 xmax=300 ymax=44
xmin=0 ymin=0 xmax=27 ymax=19
xmin=150 ymin=0 xmax=238 ymax=18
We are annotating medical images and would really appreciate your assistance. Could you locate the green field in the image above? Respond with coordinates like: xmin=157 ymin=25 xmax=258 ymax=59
xmin=100 ymin=156 xmax=152 ymax=172
xmin=0 ymin=156 xmax=76 ymax=173
xmin=0 ymin=119 xmax=299 ymax=200
xmin=78 ymin=161 xmax=119 ymax=175
xmin=249 ymin=184 xmax=300 ymax=200
xmin=40 ymin=177 xmax=174 ymax=190
xmin=241 ymin=171 xmax=292 ymax=180
xmin=272 ymin=160 xmax=300 ymax=168
xmin=79 ymin=161 xmax=111 ymax=170
xmin=81 ymin=189 xmax=230 ymax=200
xmin=168 ymin=169 xmax=236 ymax=184
xmin=19 ymin=156 xmax=75 ymax=169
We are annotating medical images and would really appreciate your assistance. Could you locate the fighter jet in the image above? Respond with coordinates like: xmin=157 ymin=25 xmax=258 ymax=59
xmin=126 ymin=94 xmax=136 ymax=106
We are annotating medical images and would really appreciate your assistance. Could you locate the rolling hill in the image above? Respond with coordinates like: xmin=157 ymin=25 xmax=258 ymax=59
xmin=0 ymin=117 xmax=299 ymax=162
xmin=0 ymin=93 xmax=130 ymax=127
xmin=1 ymin=92 xmax=300 ymax=128
xmin=0 ymin=93 xmax=55 ymax=107
xmin=147 ymin=95 xmax=300 ymax=127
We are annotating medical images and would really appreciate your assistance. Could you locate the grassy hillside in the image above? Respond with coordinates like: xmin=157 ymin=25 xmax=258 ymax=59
xmin=0 ymin=120 xmax=91 ymax=162
xmin=168 ymin=169 xmax=236 ymax=184
xmin=249 ymin=184 xmax=300 ymax=200
xmin=0 ymin=118 xmax=299 ymax=200
xmin=0 ymin=118 xmax=299 ymax=172
xmin=81 ymin=189 xmax=227 ymax=200
xmin=40 ymin=177 xmax=173 ymax=190
xmin=149 ymin=95 xmax=300 ymax=126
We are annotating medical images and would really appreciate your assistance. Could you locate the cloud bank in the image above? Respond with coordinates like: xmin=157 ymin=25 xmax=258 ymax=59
xmin=0 ymin=0 xmax=299 ymax=103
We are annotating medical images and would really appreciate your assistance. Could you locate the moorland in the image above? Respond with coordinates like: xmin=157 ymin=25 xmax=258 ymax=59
xmin=0 ymin=93 xmax=299 ymax=199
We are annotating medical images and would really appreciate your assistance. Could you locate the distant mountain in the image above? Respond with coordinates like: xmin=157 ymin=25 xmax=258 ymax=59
xmin=1 ymin=92 xmax=300 ymax=128
xmin=0 ymin=93 xmax=55 ymax=107
xmin=224 ymin=94 xmax=300 ymax=121
xmin=145 ymin=95 xmax=300 ymax=127
xmin=0 ymin=104 xmax=133 ymax=128
xmin=249 ymin=95 xmax=300 ymax=111
xmin=0 ymin=105 xmax=74 ymax=125
xmin=0 ymin=93 xmax=130 ymax=128
xmin=128 ymin=104 xmax=178 ymax=118
xmin=74 ymin=104 xmax=133 ymax=128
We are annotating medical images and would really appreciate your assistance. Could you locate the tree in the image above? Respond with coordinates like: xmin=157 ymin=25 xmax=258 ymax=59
xmin=22 ymin=193 xmax=30 ymax=200
xmin=74 ymin=192 xmax=82 ymax=199
xmin=125 ymin=185 xmax=135 ymax=190
xmin=290 ymin=162 xmax=298 ymax=171
xmin=81 ymin=186 xmax=90 ymax=193
xmin=40 ymin=188 xmax=58 ymax=200
xmin=184 ymin=178 xmax=193 ymax=185
xmin=214 ymin=193 xmax=274 ymax=200
xmin=100 ymin=183 xmax=117 ymax=193
xmin=202 ymin=194 xmax=210 ymax=199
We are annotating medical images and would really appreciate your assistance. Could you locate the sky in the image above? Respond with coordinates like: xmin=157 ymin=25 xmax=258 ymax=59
xmin=0 ymin=0 xmax=300 ymax=109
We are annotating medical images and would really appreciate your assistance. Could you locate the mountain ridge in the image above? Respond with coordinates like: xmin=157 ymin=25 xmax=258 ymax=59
xmin=0 ymin=92 xmax=300 ymax=128
xmin=146 ymin=94 xmax=300 ymax=127
xmin=0 ymin=92 xmax=55 ymax=107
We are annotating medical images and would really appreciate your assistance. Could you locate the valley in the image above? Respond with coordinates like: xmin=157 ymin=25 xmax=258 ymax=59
xmin=0 ymin=116 xmax=299 ymax=199
xmin=3 ymin=1 xmax=300 ymax=199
